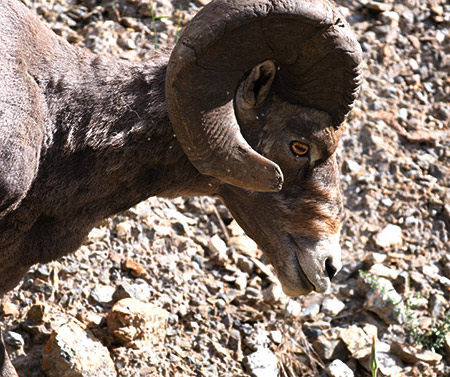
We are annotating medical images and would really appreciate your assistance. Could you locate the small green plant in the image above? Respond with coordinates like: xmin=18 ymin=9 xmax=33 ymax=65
xmin=149 ymin=0 xmax=158 ymax=47
xmin=359 ymin=270 xmax=450 ymax=355
xmin=369 ymin=335 xmax=378 ymax=377
xmin=405 ymin=309 xmax=450 ymax=354
xmin=149 ymin=1 xmax=184 ymax=48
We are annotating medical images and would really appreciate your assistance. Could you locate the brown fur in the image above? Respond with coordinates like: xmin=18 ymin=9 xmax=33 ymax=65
xmin=0 ymin=0 xmax=349 ymax=373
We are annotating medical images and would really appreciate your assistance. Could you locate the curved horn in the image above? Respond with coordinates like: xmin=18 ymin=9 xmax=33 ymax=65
xmin=165 ymin=0 xmax=362 ymax=191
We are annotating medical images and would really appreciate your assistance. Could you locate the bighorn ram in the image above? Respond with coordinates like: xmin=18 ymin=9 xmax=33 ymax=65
xmin=0 ymin=0 xmax=362 ymax=374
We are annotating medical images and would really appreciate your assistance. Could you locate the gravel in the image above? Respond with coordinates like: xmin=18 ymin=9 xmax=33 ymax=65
xmin=1 ymin=0 xmax=449 ymax=376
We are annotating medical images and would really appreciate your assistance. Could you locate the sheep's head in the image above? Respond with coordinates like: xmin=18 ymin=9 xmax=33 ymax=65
xmin=166 ymin=0 xmax=362 ymax=295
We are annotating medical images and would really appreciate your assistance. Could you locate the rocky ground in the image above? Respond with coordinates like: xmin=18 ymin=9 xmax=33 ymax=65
xmin=1 ymin=0 xmax=449 ymax=376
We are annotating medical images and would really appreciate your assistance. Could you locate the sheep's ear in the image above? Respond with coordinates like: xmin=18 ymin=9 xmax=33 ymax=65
xmin=241 ymin=60 xmax=276 ymax=108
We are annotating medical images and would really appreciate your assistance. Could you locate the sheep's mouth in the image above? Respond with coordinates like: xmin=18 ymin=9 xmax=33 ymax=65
xmin=274 ymin=235 xmax=316 ymax=297
xmin=292 ymin=251 xmax=316 ymax=293
xmin=276 ymin=234 xmax=339 ymax=297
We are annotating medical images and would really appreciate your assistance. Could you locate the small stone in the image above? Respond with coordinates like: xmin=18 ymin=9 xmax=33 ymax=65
xmin=262 ymin=283 xmax=284 ymax=304
xmin=368 ymin=264 xmax=400 ymax=280
xmin=27 ymin=303 xmax=48 ymax=323
xmin=211 ymin=341 xmax=229 ymax=358
xmin=229 ymin=235 xmax=259 ymax=257
xmin=76 ymin=310 xmax=103 ymax=328
xmin=113 ymin=281 xmax=153 ymax=302
xmin=367 ymin=1 xmax=392 ymax=12
xmin=115 ymin=221 xmax=131 ymax=238
xmin=313 ymin=334 xmax=347 ymax=361
xmin=245 ymin=286 xmax=260 ymax=299
xmin=343 ymin=160 xmax=362 ymax=174
xmin=251 ymin=258 xmax=276 ymax=281
xmin=362 ymin=252 xmax=387 ymax=267
xmin=42 ymin=319 xmax=116 ymax=377
xmin=326 ymin=359 xmax=354 ymax=377
xmin=237 ymin=255 xmax=254 ymax=274
xmin=90 ymin=285 xmax=115 ymax=304
xmin=87 ymin=227 xmax=108 ymax=242
xmin=1 ymin=301 xmax=19 ymax=317
xmin=429 ymin=294 xmax=446 ymax=318
xmin=107 ymin=298 xmax=169 ymax=349
xmin=228 ymin=328 xmax=243 ymax=359
xmin=189 ymin=321 xmax=199 ymax=330
xmin=284 ymin=299 xmax=302 ymax=317
xmin=381 ymin=198 xmax=393 ymax=207
xmin=321 ymin=297 xmax=346 ymax=316
xmin=215 ymin=298 xmax=226 ymax=310
xmin=122 ymin=257 xmax=148 ymax=278
xmin=380 ymin=10 xmax=399 ymax=25
xmin=409 ymin=58 xmax=419 ymax=71
xmin=118 ymin=37 xmax=136 ymax=50
xmin=421 ymin=263 xmax=440 ymax=278
xmin=374 ymin=224 xmax=403 ymax=249
xmin=209 ymin=234 xmax=227 ymax=255
xmin=244 ymin=328 xmax=270 ymax=351
xmin=4 ymin=331 xmax=25 ymax=347
xmin=444 ymin=333 xmax=450 ymax=363
xmin=243 ymin=347 xmax=279 ymax=377
xmin=301 ymin=303 xmax=321 ymax=319
xmin=393 ymin=271 xmax=410 ymax=294
xmin=270 ymin=330 xmax=282 ymax=344
xmin=235 ymin=272 xmax=248 ymax=290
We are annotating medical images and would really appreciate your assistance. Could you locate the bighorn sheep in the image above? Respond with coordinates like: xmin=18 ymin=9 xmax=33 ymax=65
xmin=0 ymin=0 xmax=362 ymax=374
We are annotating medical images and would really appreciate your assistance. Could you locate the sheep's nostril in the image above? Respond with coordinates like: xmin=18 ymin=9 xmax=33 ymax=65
xmin=325 ymin=258 xmax=337 ymax=280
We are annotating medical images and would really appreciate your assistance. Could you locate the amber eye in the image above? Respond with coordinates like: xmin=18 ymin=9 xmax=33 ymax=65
xmin=290 ymin=141 xmax=309 ymax=156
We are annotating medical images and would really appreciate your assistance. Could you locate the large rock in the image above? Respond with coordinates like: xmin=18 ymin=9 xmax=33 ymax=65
xmin=42 ymin=318 xmax=116 ymax=377
xmin=338 ymin=325 xmax=371 ymax=360
xmin=107 ymin=298 xmax=169 ymax=349
xmin=390 ymin=341 xmax=442 ymax=365
xmin=373 ymin=224 xmax=403 ymax=249
xmin=321 ymin=297 xmax=346 ymax=316
xmin=326 ymin=359 xmax=354 ymax=377
xmin=243 ymin=347 xmax=279 ymax=377
xmin=362 ymin=277 xmax=405 ymax=325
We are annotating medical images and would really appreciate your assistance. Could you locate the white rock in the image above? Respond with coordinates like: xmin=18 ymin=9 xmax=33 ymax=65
xmin=270 ymin=330 xmax=282 ymax=345
xmin=90 ymin=285 xmax=115 ymax=304
xmin=4 ymin=331 xmax=25 ymax=347
xmin=374 ymin=224 xmax=402 ymax=249
xmin=284 ymin=299 xmax=302 ymax=317
xmin=321 ymin=297 xmax=346 ymax=316
xmin=87 ymin=227 xmax=108 ymax=242
xmin=369 ymin=264 xmax=400 ymax=280
xmin=326 ymin=359 xmax=354 ymax=377
xmin=43 ymin=319 xmax=117 ymax=377
xmin=229 ymin=235 xmax=259 ymax=257
xmin=300 ymin=303 xmax=321 ymax=319
xmin=262 ymin=283 xmax=284 ymax=304
xmin=209 ymin=234 xmax=227 ymax=255
xmin=344 ymin=160 xmax=362 ymax=173
xmin=115 ymin=221 xmax=132 ymax=238
xmin=235 ymin=272 xmax=248 ymax=290
xmin=243 ymin=348 xmax=279 ymax=377
xmin=381 ymin=198 xmax=393 ymax=207
xmin=397 ymin=108 xmax=408 ymax=121
xmin=380 ymin=10 xmax=399 ymax=25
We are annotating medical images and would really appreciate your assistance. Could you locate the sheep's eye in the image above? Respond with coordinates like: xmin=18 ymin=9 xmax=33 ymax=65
xmin=290 ymin=141 xmax=309 ymax=156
